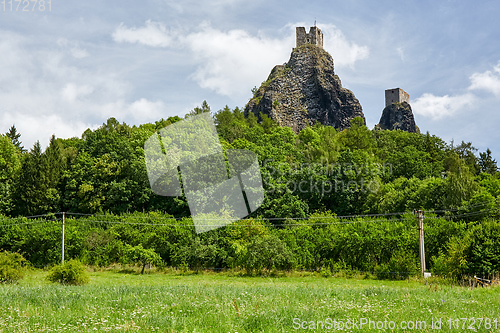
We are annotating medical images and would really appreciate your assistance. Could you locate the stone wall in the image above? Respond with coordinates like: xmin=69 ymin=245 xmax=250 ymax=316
xmin=296 ymin=27 xmax=323 ymax=48
xmin=385 ymin=88 xmax=410 ymax=107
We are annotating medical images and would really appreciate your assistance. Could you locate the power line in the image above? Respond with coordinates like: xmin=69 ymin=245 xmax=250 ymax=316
xmin=73 ymin=216 xmax=416 ymax=227
xmin=425 ymin=209 xmax=496 ymax=220
xmin=0 ymin=212 xmax=60 ymax=223
xmin=0 ymin=211 xmax=416 ymax=229
xmin=0 ymin=218 xmax=61 ymax=228
xmin=424 ymin=200 xmax=497 ymax=214
xmin=64 ymin=210 xmax=409 ymax=221
xmin=1 ymin=201 xmax=497 ymax=229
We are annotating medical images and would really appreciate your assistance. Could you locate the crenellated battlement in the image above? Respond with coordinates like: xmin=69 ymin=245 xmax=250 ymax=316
xmin=296 ymin=26 xmax=323 ymax=49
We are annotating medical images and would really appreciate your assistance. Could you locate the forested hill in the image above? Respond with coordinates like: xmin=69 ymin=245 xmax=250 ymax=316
xmin=0 ymin=101 xmax=499 ymax=219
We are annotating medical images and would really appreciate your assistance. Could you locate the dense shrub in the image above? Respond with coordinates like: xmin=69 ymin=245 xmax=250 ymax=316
xmin=375 ymin=249 xmax=418 ymax=280
xmin=46 ymin=259 xmax=89 ymax=285
xmin=432 ymin=240 xmax=469 ymax=280
xmin=0 ymin=251 xmax=27 ymax=284
xmin=81 ymin=229 xmax=124 ymax=267
xmin=172 ymin=238 xmax=222 ymax=272
xmin=465 ymin=220 xmax=500 ymax=274
xmin=243 ymin=235 xmax=295 ymax=274
xmin=432 ymin=220 xmax=500 ymax=279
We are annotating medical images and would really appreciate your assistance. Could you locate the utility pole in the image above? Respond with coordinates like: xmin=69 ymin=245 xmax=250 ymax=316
xmin=415 ymin=210 xmax=425 ymax=276
xmin=61 ymin=212 xmax=65 ymax=264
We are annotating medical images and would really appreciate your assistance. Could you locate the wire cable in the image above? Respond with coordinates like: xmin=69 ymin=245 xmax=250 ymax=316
xmin=0 ymin=218 xmax=61 ymax=228
xmin=64 ymin=210 xmax=410 ymax=222
xmin=424 ymin=200 xmax=497 ymax=214
xmin=73 ymin=216 xmax=415 ymax=227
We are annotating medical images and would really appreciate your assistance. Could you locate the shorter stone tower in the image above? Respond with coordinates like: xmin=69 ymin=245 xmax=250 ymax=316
xmin=296 ymin=27 xmax=323 ymax=49
xmin=385 ymin=88 xmax=410 ymax=107
xmin=378 ymin=88 xmax=419 ymax=133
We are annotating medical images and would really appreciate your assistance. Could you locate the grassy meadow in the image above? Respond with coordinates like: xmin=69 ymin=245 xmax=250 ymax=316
xmin=1 ymin=268 xmax=499 ymax=332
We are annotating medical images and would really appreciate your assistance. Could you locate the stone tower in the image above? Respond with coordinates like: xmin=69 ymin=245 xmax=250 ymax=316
xmin=385 ymin=88 xmax=410 ymax=107
xmin=296 ymin=27 xmax=323 ymax=48
xmin=378 ymin=88 xmax=419 ymax=133
xmin=245 ymin=37 xmax=365 ymax=133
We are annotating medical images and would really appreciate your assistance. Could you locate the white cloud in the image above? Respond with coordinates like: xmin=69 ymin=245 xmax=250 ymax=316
xmin=0 ymin=30 xmax=168 ymax=148
xmin=112 ymin=20 xmax=172 ymax=47
xmin=185 ymin=24 xmax=292 ymax=97
xmin=111 ymin=21 xmax=369 ymax=98
xmin=70 ymin=46 xmax=90 ymax=59
xmin=161 ymin=0 xmax=245 ymax=13
xmin=468 ymin=62 xmax=500 ymax=96
xmin=396 ymin=47 xmax=405 ymax=62
xmin=161 ymin=0 xmax=184 ymax=13
xmin=96 ymin=98 xmax=166 ymax=123
xmin=57 ymin=38 xmax=90 ymax=59
xmin=414 ymin=62 xmax=500 ymax=120
xmin=0 ymin=112 xmax=93 ymax=148
xmin=320 ymin=24 xmax=370 ymax=68
xmin=61 ymin=83 xmax=94 ymax=103
xmin=412 ymin=93 xmax=475 ymax=120
xmin=112 ymin=21 xmax=293 ymax=98
xmin=128 ymin=98 xmax=166 ymax=121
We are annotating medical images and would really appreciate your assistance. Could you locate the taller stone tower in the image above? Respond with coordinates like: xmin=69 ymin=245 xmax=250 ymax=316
xmin=296 ymin=27 xmax=323 ymax=49
xmin=245 ymin=26 xmax=364 ymax=134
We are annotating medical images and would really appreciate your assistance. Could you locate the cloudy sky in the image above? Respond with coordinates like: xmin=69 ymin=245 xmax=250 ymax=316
xmin=1 ymin=0 xmax=500 ymax=159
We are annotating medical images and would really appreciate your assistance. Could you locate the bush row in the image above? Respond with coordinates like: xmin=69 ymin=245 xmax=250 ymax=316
xmin=1 ymin=212 xmax=499 ymax=279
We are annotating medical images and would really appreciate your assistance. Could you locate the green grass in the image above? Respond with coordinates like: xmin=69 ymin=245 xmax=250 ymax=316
xmin=1 ymin=268 xmax=499 ymax=332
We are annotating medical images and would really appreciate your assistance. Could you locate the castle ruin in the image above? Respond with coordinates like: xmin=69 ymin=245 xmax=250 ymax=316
xmin=385 ymin=88 xmax=410 ymax=107
xmin=296 ymin=27 xmax=323 ymax=49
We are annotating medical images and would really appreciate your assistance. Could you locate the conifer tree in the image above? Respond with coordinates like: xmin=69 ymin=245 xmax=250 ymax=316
xmin=5 ymin=125 xmax=24 ymax=152
xmin=479 ymin=148 xmax=498 ymax=174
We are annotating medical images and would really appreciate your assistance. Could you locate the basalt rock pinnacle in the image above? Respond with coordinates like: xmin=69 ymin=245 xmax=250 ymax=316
xmin=244 ymin=44 xmax=365 ymax=133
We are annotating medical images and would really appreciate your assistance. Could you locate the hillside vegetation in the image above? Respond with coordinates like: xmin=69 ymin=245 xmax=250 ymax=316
xmin=1 ymin=102 xmax=499 ymax=278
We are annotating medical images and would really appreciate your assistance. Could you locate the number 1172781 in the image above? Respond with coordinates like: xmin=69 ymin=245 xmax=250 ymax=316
xmin=448 ymin=318 xmax=498 ymax=330
xmin=1 ymin=0 xmax=51 ymax=11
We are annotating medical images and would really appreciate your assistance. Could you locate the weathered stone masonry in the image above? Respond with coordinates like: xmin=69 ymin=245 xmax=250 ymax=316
xmin=296 ymin=26 xmax=323 ymax=49
xmin=385 ymin=88 xmax=410 ymax=107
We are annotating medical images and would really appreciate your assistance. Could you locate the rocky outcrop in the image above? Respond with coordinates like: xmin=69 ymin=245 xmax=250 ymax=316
xmin=377 ymin=102 xmax=419 ymax=133
xmin=244 ymin=44 xmax=365 ymax=133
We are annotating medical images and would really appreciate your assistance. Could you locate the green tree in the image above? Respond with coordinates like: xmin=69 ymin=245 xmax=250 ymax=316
xmin=5 ymin=125 xmax=24 ymax=152
xmin=465 ymin=221 xmax=500 ymax=274
xmin=13 ymin=141 xmax=48 ymax=215
xmin=479 ymin=148 xmax=498 ymax=174
xmin=12 ymin=137 xmax=66 ymax=215
xmin=453 ymin=141 xmax=480 ymax=175
xmin=387 ymin=145 xmax=436 ymax=180
xmin=374 ymin=130 xmax=445 ymax=181
xmin=214 ymin=106 xmax=247 ymax=143
xmin=0 ymin=135 xmax=21 ymax=215
xmin=187 ymin=100 xmax=211 ymax=118
xmin=124 ymin=244 xmax=163 ymax=274
xmin=260 ymin=113 xmax=277 ymax=134
xmin=339 ymin=117 xmax=374 ymax=151
xmin=246 ymin=111 xmax=258 ymax=127
xmin=442 ymin=152 xmax=478 ymax=208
